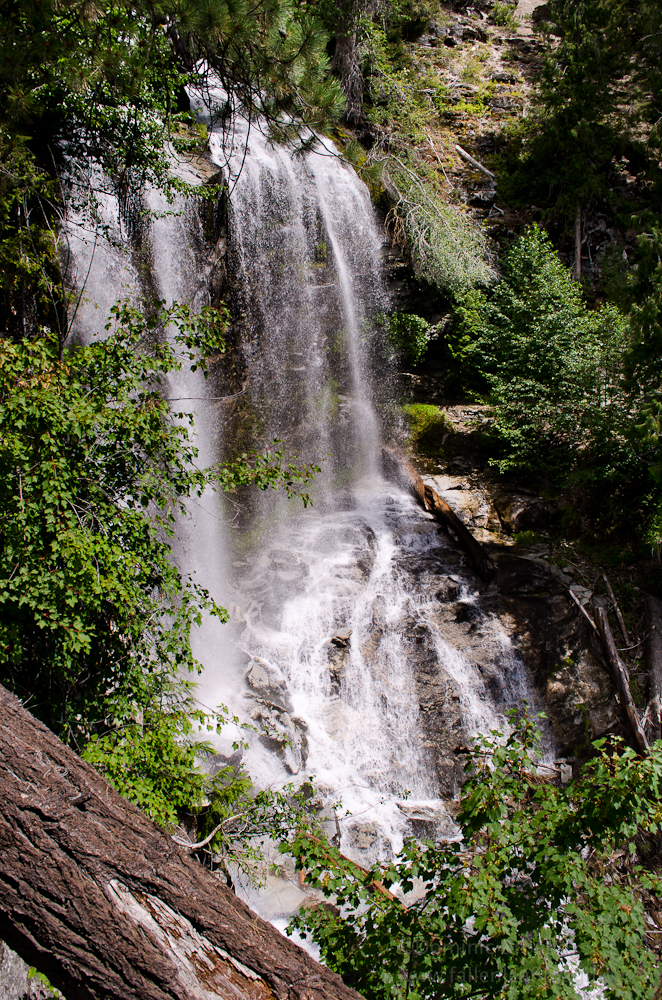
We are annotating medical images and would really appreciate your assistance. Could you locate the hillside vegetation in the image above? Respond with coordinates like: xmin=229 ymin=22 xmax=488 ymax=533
xmin=2 ymin=1 xmax=662 ymax=998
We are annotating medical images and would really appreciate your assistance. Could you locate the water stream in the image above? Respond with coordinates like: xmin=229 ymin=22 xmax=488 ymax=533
xmin=63 ymin=117 xmax=548 ymax=926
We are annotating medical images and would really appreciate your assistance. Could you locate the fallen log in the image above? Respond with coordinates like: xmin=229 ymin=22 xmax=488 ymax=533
xmin=0 ymin=684 xmax=363 ymax=1000
xmin=593 ymin=607 xmax=649 ymax=755
xmin=454 ymin=143 xmax=495 ymax=180
xmin=381 ymin=446 xmax=494 ymax=581
xmin=423 ymin=486 xmax=495 ymax=582
xmin=645 ymin=596 xmax=662 ymax=743
xmin=301 ymin=835 xmax=398 ymax=904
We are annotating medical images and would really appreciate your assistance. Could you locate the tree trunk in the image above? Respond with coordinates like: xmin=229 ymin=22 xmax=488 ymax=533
xmin=381 ymin=446 xmax=495 ymax=581
xmin=602 ymin=573 xmax=629 ymax=646
xmin=0 ymin=684 xmax=363 ymax=1000
xmin=645 ymin=595 xmax=662 ymax=743
xmin=573 ymin=206 xmax=582 ymax=281
xmin=331 ymin=1 xmax=376 ymax=124
xmin=593 ymin=606 xmax=649 ymax=755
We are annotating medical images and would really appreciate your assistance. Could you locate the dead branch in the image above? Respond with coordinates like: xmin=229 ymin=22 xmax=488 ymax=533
xmin=602 ymin=573 xmax=630 ymax=646
xmin=593 ymin=607 xmax=649 ymax=755
xmin=454 ymin=144 xmax=495 ymax=179
xmin=381 ymin=446 xmax=494 ymax=581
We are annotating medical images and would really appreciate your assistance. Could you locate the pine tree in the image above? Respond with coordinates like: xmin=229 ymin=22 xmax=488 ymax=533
xmin=0 ymin=0 xmax=344 ymax=338
xmin=527 ymin=1 xmax=626 ymax=246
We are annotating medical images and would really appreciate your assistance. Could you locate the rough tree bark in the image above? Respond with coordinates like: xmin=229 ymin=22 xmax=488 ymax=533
xmin=331 ymin=0 xmax=376 ymax=124
xmin=573 ymin=206 xmax=582 ymax=281
xmin=0 ymin=684 xmax=363 ymax=1000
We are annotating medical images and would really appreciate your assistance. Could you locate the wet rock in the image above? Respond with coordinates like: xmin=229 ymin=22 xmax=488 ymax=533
xmin=453 ymin=601 xmax=481 ymax=623
xmin=331 ymin=628 xmax=352 ymax=648
xmin=397 ymin=801 xmax=458 ymax=839
xmin=208 ymin=748 xmax=243 ymax=780
xmin=348 ymin=823 xmax=378 ymax=850
xmin=328 ymin=642 xmax=349 ymax=693
xmin=251 ymin=703 xmax=308 ymax=775
xmin=435 ymin=576 xmax=462 ymax=602
xmin=496 ymin=555 xmax=556 ymax=595
xmin=245 ymin=659 xmax=294 ymax=713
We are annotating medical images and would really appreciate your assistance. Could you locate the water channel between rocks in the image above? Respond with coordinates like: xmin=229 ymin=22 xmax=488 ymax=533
xmin=63 ymin=107 xmax=552 ymax=930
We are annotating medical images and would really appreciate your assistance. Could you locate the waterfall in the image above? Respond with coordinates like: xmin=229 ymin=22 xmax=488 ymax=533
xmin=199 ymin=121 xmax=548 ymax=924
xmin=62 ymin=120 xmax=549 ymax=927
xmin=203 ymin=127 xmax=442 ymax=862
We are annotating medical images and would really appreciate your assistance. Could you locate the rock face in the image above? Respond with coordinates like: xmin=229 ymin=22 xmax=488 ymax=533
xmin=245 ymin=659 xmax=309 ymax=774
xmin=0 ymin=941 xmax=56 ymax=999
xmin=496 ymin=555 xmax=555 ymax=595
xmin=416 ymin=465 xmax=620 ymax=759
xmin=235 ymin=463 xmax=619 ymax=812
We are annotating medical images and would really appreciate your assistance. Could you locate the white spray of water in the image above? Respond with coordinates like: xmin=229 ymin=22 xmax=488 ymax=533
xmin=61 ymin=116 xmax=551 ymax=926
xmin=62 ymin=171 xmax=139 ymax=342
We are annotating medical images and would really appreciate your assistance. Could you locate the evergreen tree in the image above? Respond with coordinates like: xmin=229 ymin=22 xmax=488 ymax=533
xmin=502 ymin=0 xmax=626 ymax=241
xmin=0 ymin=0 xmax=344 ymax=339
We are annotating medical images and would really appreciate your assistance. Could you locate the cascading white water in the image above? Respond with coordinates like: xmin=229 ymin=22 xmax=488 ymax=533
xmin=63 ymin=170 xmax=140 ymax=342
xmin=197 ymin=121 xmax=550 ymax=920
xmin=61 ymin=116 xmax=550 ymax=927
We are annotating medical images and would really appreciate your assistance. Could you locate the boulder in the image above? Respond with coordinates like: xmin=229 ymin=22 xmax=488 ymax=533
xmin=494 ymin=492 xmax=551 ymax=533
xmin=348 ymin=823 xmax=379 ymax=850
xmin=490 ymin=70 xmax=520 ymax=83
xmin=251 ymin=703 xmax=309 ymax=775
xmin=331 ymin=628 xmax=352 ymax=648
xmin=488 ymin=95 xmax=522 ymax=112
xmin=245 ymin=659 xmax=293 ymax=713
xmin=496 ymin=555 xmax=556 ymax=595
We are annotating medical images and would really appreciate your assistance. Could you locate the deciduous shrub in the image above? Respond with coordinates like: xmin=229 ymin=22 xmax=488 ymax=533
xmin=285 ymin=716 xmax=662 ymax=1000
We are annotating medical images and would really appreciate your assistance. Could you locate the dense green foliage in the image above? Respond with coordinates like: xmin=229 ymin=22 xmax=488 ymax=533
xmin=0 ymin=303 xmax=317 ymax=745
xmin=386 ymin=311 xmax=431 ymax=365
xmin=449 ymin=226 xmax=661 ymax=541
xmin=3 ymin=0 xmax=662 ymax=994
xmin=402 ymin=403 xmax=452 ymax=459
xmin=455 ymin=227 xmax=631 ymax=476
xmin=500 ymin=0 xmax=662 ymax=229
xmin=0 ymin=0 xmax=339 ymax=891
xmin=82 ymin=702 xmax=246 ymax=831
xmin=83 ymin=699 xmax=327 ymax=881
xmin=287 ymin=717 xmax=662 ymax=1000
